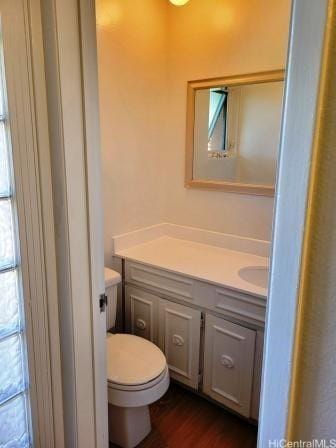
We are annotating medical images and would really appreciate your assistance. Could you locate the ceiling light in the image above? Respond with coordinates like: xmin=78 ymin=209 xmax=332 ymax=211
xmin=169 ymin=0 xmax=190 ymax=6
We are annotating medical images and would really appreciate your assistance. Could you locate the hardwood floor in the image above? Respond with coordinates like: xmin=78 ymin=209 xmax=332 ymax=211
xmin=110 ymin=384 xmax=257 ymax=448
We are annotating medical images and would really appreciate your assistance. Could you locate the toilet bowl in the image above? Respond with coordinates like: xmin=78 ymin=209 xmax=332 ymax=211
xmin=105 ymin=268 xmax=169 ymax=448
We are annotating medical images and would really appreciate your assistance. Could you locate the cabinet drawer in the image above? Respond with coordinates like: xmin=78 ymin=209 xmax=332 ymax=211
xmin=210 ymin=287 xmax=266 ymax=326
xmin=126 ymin=262 xmax=266 ymax=327
xmin=203 ymin=314 xmax=256 ymax=418
xmin=126 ymin=262 xmax=195 ymax=303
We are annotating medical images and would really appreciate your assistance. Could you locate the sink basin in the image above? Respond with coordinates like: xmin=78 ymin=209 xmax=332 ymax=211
xmin=238 ymin=266 xmax=269 ymax=289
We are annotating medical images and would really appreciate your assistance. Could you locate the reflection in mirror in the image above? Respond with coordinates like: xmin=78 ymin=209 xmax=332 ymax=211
xmin=186 ymin=71 xmax=285 ymax=195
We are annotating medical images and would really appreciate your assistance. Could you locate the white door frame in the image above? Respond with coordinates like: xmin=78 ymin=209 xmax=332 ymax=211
xmin=259 ymin=0 xmax=333 ymax=443
xmin=78 ymin=0 xmax=108 ymax=446
xmin=0 ymin=0 xmax=65 ymax=446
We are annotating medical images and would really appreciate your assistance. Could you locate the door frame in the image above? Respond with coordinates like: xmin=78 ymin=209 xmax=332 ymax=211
xmin=40 ymin=0 xmax=107 ymax=446
xmin=259 ymin=0 xmax=333 ymax=443
xmin=0 ymin=0 xmax=65 ymax=446
xmin=78 ymin=0 xmax=108 ymax=445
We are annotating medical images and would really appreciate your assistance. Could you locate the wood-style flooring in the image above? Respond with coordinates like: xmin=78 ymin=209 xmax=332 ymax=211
xmin=110 ymin=384 xmax=257 ymax=448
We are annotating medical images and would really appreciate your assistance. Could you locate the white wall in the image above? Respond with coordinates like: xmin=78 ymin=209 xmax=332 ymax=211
xmin=96 ymin=0 xmax=168 ymax=260
xmin=96 ymin=0 xmax=291 ymax=256
xmin=165 ymin=0 xmax=291 ymax=240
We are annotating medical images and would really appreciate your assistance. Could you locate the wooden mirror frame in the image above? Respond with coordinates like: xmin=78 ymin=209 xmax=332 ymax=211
xmin=185 ymin=70 xmax=285 ymax=196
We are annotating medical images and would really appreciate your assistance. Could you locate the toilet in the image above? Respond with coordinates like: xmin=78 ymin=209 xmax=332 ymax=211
xmin=104 ymin=268 xmax=170 ymax=448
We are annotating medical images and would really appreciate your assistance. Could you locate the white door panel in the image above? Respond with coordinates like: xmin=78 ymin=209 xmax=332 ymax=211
xmin=203 ymin=314 xmax=255 ymax=417
xmin=79 ymin=0 xmax=107 ymax=444
xmin=159 ymin=300 xmax=201 ymax=389
xmin=125 ymin=286 xmax=159 ymax=344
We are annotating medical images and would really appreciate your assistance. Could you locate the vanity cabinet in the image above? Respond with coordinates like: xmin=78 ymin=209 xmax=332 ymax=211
xmin=203 ymin=314 xmax=255 ymax=418
xmin=124 ymin=261 xmax=266 ymax=420
xmin=125 ymin=286 xmax=201 ymax=389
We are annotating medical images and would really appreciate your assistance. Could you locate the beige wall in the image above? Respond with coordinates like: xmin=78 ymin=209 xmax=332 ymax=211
xmin=96 ymin=0 xmax=168 ymax=259
xmin=96 ymin=0 xmax=291 ymax=256
xmin=165 ymin=0 xmax=291 ymax=239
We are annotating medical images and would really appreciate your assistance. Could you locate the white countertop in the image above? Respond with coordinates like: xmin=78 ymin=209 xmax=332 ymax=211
xmin=115 ymin=236 xmax=268 ymax=298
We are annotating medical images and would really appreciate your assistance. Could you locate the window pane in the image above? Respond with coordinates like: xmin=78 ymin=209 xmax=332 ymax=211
xmin=0 ymin=122 xmax=10 ymax=197
xmin=0 ymin=334 xmax=26 ymax=404
xmin=0 ymin=60 xmax=4 ymax=118
xmin=0 ymin=199 xmax=15 ymax=269
xmin=0 ymin=270 xmax=20 ymax=338
xmin=0 ymin=394 xmax=30 ymax=448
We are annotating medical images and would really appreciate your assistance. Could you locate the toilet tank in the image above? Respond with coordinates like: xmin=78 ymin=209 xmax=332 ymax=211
xmin=105 ymin=268 xmax=122 ymax=331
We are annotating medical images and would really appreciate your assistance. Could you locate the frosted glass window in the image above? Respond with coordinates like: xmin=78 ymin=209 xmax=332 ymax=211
xmin=0 ymin=123 xmax=10 ymax=197
xmin=0 ymin=199 xmax=15 ymax=270
xmin=0 ymin=335 xmax=26 ymax=404
xmin=0 ymin=270 xmax=20 ymax=338
xmin=0 ymin=394 xmax=30 ymax=448
xmin=0 ymin=56 xmax=3 ymax=119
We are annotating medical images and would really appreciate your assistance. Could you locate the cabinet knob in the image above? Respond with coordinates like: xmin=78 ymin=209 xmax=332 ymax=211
xmin=221 ymin=355 xmax=235 ymax=369
xmin=172 ymin=334 xmax=184 ymax=347
xmin=135 ymin=318 xmax=146 ymax=330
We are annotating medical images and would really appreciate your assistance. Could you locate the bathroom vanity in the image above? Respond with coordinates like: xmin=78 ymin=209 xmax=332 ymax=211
xmin=104 ymin=64 xmax=281 ymax=427
xmin=113 ymin=231 xmax=268 ymax=421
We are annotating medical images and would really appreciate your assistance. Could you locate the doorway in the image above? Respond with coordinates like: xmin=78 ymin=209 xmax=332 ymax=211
xmin=22 ymin=0 xmax=336 ymax=446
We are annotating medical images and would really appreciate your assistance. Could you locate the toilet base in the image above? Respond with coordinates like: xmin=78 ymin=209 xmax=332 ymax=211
xmin=108 ymin=403 xmax=151 ymax=448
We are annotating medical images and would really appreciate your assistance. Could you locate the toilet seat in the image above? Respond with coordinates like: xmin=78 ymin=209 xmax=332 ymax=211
xmin=106 ymin=334 xmax=169 ymax=409
xmin=108 ymin=367 xmax=168 ymax=392
xmin=106 ymin=333 xmax=167 ymax=387
xmin=108 ymin=366 xmax=169 ymax=408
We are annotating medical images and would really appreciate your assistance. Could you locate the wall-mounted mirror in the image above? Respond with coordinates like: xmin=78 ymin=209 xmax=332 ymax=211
xmin=185 ymin=70 xmax=285 ymax=196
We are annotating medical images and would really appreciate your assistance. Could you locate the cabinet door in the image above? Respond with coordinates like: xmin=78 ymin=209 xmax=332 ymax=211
xmin=159 ymin=299 xmax=201 ymax=389
xmin=125 ymin=286 xmax=159 ymax=344
xmin=203 ymin=314 xmax=256 ymax=417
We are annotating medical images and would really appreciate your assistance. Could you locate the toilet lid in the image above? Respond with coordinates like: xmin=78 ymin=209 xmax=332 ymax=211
xmin=106 ymin=333 xmax=167 ymax=386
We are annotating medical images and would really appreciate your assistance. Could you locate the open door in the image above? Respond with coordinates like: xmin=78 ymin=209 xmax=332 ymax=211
xmin=79 ymin=0 xmax=109 ymax=446
xmin=41 ymin=0 xmax=109 ymax=446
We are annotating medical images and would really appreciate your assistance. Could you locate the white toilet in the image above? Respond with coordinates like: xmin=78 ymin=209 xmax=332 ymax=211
xmin=104 ymin=268 xmax=170 ymax=448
